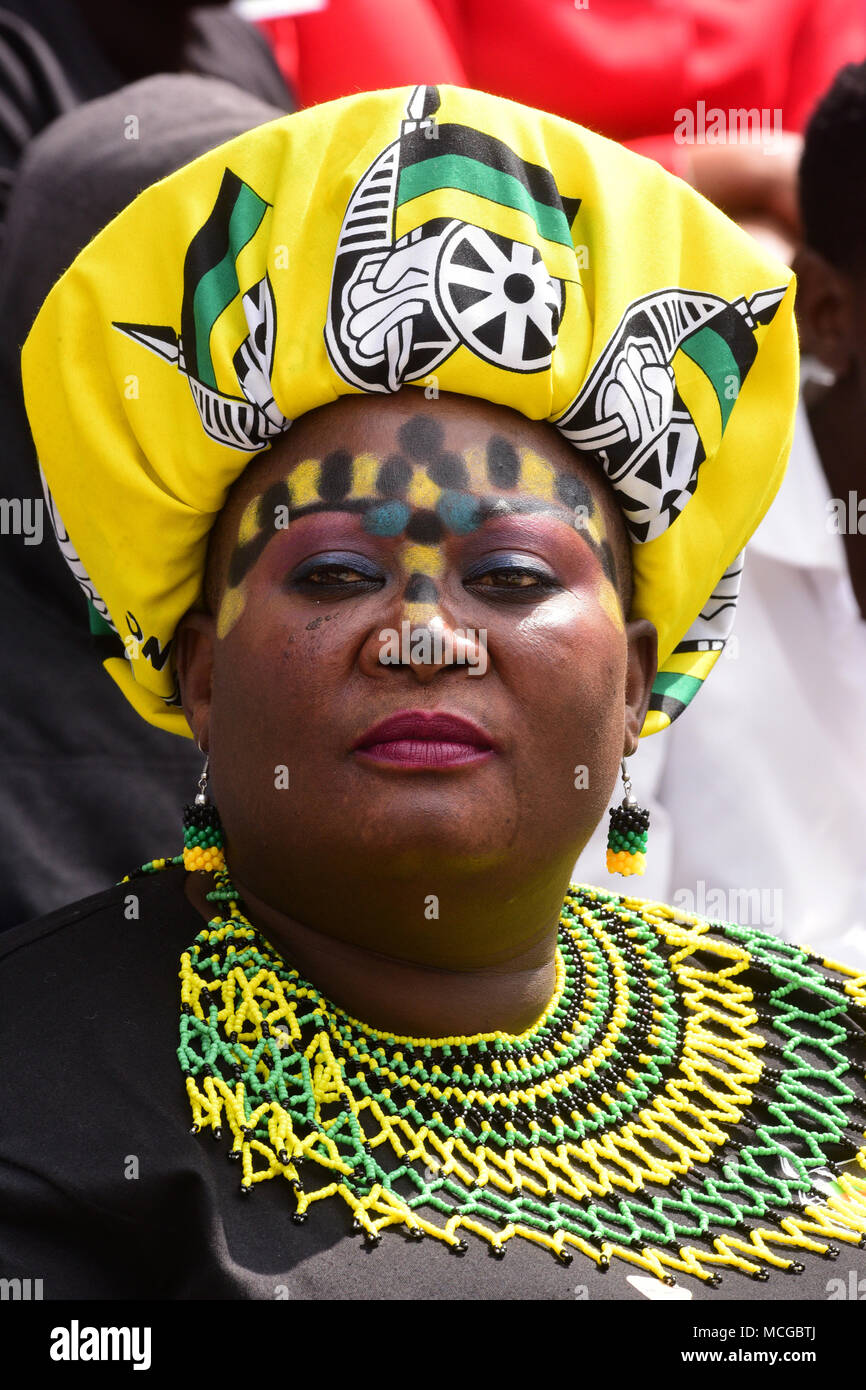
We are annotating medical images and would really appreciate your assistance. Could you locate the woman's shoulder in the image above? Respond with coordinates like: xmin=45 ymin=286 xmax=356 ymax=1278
xmin=0 ymin=860 xmax=223 ymax=1298
xmin=0 ymin=859 xmax=193 ymax=971
xmin=0 ymin=860 xmax=200 ymax=1059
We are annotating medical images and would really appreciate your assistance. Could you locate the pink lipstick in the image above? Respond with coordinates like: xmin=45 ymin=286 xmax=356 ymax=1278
xmin=352 ymin=709 xmax=497 ymax=769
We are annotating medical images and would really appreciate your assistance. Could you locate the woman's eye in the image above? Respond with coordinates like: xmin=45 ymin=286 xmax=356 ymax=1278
xmin=289 ymin=557 xmax=384 ymax=590
xmin=305 ymin=565 xmax=372 ymax=585
xmin=465 ymin=563 xmax=558 ymax=596
xmin=473 ymin=570 xmax=542 ymax=588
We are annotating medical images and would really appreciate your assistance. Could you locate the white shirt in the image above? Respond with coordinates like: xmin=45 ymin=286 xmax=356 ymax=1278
xmin=631 ymin=398 xmax=866 ymax=969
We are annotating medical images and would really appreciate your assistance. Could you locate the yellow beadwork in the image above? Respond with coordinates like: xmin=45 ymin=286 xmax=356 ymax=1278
xmin=606 ymin=849 xmax=646 ymax=876
xmin=182 ymin=845 xmax=226 ymax=873
xmin=174 ymin=874 xmax=866 ymax=1287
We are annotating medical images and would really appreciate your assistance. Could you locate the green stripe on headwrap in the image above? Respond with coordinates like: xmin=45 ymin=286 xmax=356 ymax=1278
xmin=680 ymin=326 xmax=741 ymax=431
xmin=398 ymin=155 xmax=574 ymax=247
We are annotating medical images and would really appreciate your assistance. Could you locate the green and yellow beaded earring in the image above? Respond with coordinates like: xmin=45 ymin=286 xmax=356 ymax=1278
xmin=606 ymin=758 xmax=650 ymax=877
xmin=183 ymin=755 xmax=226 ymax=874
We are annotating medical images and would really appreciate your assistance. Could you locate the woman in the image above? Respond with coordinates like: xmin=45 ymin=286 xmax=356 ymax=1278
xmin=2 ymin=83 xmax=865 ymax=1301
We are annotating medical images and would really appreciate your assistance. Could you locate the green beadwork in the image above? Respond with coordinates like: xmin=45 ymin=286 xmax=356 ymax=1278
xmin=164 ymin=857 xmax=866 ymax=1283
xmin=608 ymin=826 xmax=648 ymax=854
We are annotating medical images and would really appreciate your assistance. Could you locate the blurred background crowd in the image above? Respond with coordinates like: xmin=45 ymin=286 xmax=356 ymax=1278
xmin=0 ymin=0 xmax=864 ymax=966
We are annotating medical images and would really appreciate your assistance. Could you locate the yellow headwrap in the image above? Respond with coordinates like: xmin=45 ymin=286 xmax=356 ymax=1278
xmin=21 ymin=84 xmax=797 ymax=739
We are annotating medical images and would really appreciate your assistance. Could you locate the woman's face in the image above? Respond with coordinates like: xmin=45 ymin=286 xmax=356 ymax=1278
xmin=176 ymin=389 xmax=657 ymax=960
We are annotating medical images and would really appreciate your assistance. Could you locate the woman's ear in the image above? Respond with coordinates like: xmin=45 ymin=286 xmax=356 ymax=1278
xmin=622 ymin=618 xmax=658 ymax=756
xmin=792 ymin=246 xmax=856 ymax=375
xmin=174 ymin=610 xmax=215 ymax=753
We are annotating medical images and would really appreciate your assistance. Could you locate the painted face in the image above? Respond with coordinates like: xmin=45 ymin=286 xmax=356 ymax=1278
xmin=186 ymin=389 xmax=651 ymax=969
xmin=216 ymin=413 xmax=624 ymax=642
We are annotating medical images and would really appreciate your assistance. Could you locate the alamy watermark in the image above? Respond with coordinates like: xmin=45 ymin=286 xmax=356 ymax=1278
xmin=672 ymin=880 xmax=783 ymax=928
xmin=0 ymin=498 xmax=43 ymax=545
xmin=49 ymin=1320 xmax=151 ymax=1370
xmin=827 ymin=1270 xmax=866 ymax=1299
xmin=674 ymin=102 xmax=783 ymax=152
xmin=378 ymin=620 xmax=487 ymax=675
xmin=827 ymin=491 xmax=866 ymax=535
xmin=0 ymin=1276 xmax=43 ymax=1299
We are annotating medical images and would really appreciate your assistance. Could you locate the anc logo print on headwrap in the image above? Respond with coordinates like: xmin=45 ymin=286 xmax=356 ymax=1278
xmin=110 ymin=83 xmax=580 ymax=450
xmin=114 ymin=170 xmax=290 ymax=453
xmin=111 ymin=82 xmax=784 ymax=566
xmin=325 ymin=84 xmax=786 ymax=561
xmin=551 ymin=284 xmax=785 ymax=731
xmin=553 ymin=281 xmax=787 ymax=730
xmin=324 ymin=84 xmax=579 ymax=390
xmin=554 ymin=285 xmax=787 ymax=545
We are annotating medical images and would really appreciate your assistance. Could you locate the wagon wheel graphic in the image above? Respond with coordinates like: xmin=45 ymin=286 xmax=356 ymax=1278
xmin=435 ymin=224 xmax=564 ymax=372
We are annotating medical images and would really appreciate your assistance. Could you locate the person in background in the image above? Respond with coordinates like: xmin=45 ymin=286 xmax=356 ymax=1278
xmin=259 ymin=0 xmax=866 ymax=261
xmin=0 ymin=75 xmax=288 ymax=929
xmin=651 ymin=60 xmax=866 ymax=969
xmin=0 ymin=0 xmax=292 ymax=224
xmin=0 ymin=3 xmax=294 ymax=928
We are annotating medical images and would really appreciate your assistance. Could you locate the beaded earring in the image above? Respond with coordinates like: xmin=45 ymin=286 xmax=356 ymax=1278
xmin=182 ymin=755 xmax=226 ymax=874
xmin=606 ymin=757 xmax=649 ymax=876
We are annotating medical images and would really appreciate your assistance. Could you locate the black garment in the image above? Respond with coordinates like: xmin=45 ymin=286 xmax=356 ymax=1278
xmin=0 ymin=74 xmax=288 ymax=930
xmin=1 ymin=865 xmax=863 ymax=1301
xmin=0 ymin=0 xmax=292 ymax=223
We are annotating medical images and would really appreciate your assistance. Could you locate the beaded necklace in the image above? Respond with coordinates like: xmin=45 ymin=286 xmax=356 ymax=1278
xmin=132 ymin=855 xmax=866 ymax=1288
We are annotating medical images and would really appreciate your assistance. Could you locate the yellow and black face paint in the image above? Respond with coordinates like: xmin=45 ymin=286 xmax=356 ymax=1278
xmin=219 ymin=414 xmax=622 ymax=638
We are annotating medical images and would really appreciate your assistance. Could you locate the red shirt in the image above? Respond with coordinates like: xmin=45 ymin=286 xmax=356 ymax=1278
xmin=260 ymin=0 xmax=866 ymax=174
